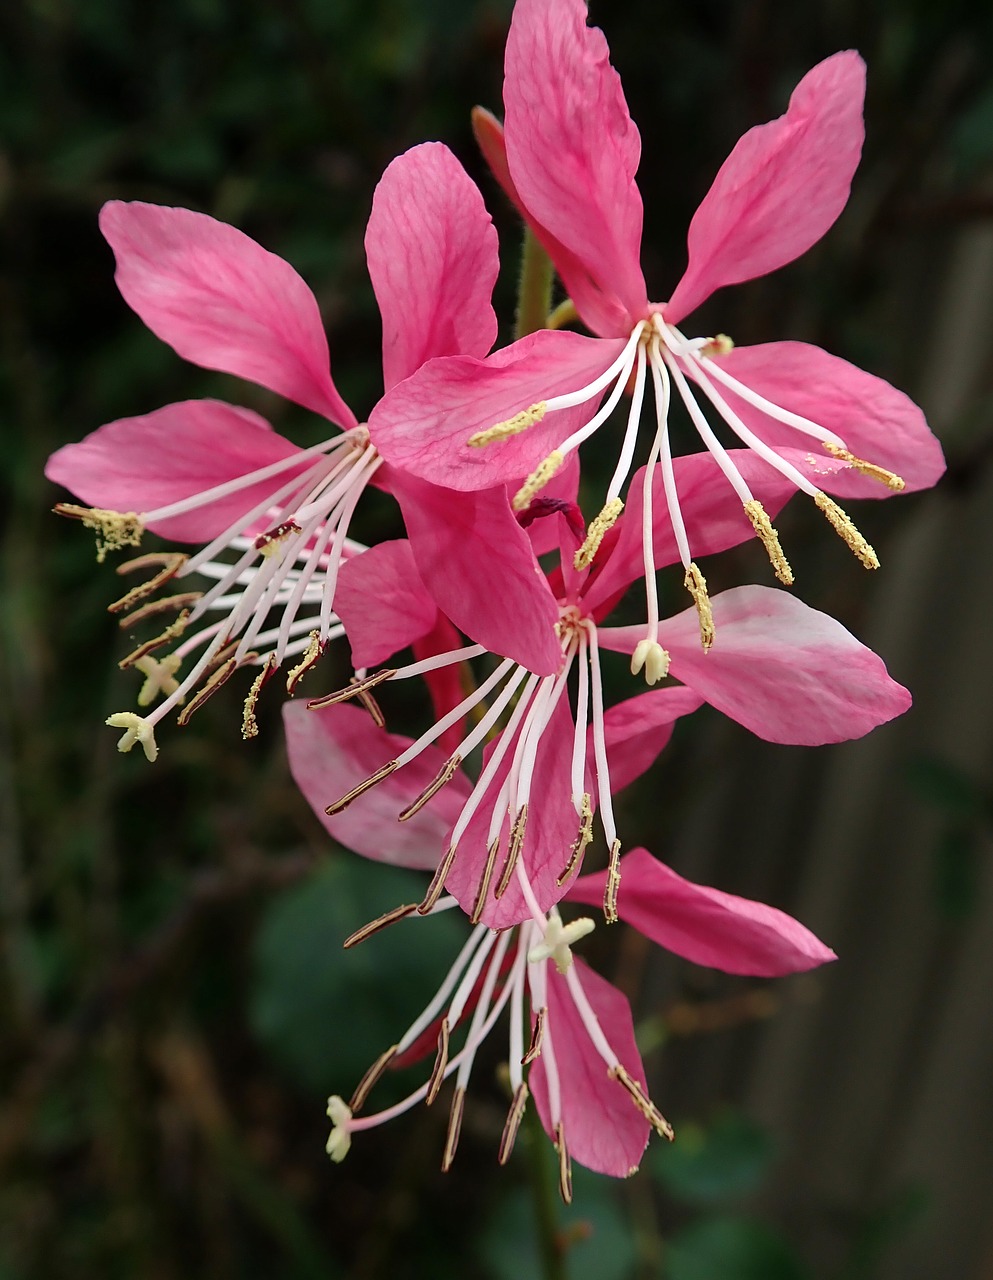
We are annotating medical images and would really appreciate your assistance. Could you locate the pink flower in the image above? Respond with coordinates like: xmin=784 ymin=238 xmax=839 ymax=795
xmin=368 ymin=0 xmax=944 ymax=635
xmin=45 ymin=142 xmax=515 ymax=756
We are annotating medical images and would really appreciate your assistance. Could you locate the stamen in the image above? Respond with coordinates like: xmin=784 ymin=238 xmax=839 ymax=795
xmin=119 ymin=611 xmax=190 ymax=670
xmin=574 ymin=498 xmax=624 ymax=570
xmin=814 ymin=493 xmax=880 ymax=569
xmin=109 ymin=552 xmax=188 ymax=613
xmin=684 ymin=563 xmax=715 ymax=651
xmin=118 ymin=592 xmax=203 ymax=629
xmin=468 ymin=403 xmax=547 ymax=447
xmin=105 ymin=712 xmax=158 ymax=762
xmin=610 ymin=1064 xmax=674 ymax=1141
xmin=175 ymin=657 xmax=237 ymax=727
xmin=325 ymin=759 xmax=399 ymax=815
xmin=54 ymin=503 xmax=143 ymax=563
xmin=399 ymin=755 xmax=463 ymax=822
xmin=699 ymin=333 xmax=734 ymax=358
xmin=418 ymin=844 xmax=459 ymax=915
xmin=498 ymin=1082 xmax=530 ymax=1165
xmin=325 ymin=1095 xmax=353 ymax=1163
xmin=557 ymin=793 xmax=593 ymax=886
xmin=522 ymin=1008 xmax=545 ymax=1065
xmin=134 ymin=653 xmax=182 ymax=707
xmin=603 ymin=839 xmax=622 ymax=924
xmin=308 ymin=666 xmax=396 ymax=709
xmin=630 ymin=638 xmax=670 ymax=685
xmin=554 ymin=1122 xmax=573 ymax=1204
xmin=349 ymin=1044 xmax=398 ymax=1113
xmin=426 ymin=1019 xmax=451 ymax=1105
xmin=469 ymin=837 xmax=501 ymax=925
xmin=441 ymin=1087 xmax=467 ymax=1172
xmin=342 ymin=902 xmax=417 ymax=949
xmin=744 ymin=500 xmax=794 ymax=586
xmin=822 ymin=442 xmax=905 ymax=491
xmin=242 ymin=655 xmax=277 ymax=739
xmin=255 ymin=520 xmax=302 ymax=557
xmin=286 ymin=631 xmax=324 ymax=693
xmin=512 ymin=450 xmax=563 ymax=512
xmin=495 ymin=806 xmax=528 ymax=899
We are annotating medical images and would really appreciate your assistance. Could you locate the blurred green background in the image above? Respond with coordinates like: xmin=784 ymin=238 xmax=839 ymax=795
xmin=3 ymin=1 xmax=993 ymax=1277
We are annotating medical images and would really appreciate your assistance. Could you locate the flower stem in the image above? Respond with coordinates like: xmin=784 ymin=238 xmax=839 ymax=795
xmin=523 ymin=1100 xmax=568 ymax=1280
xmin=515 ymin=228 xmax=555 ymax=341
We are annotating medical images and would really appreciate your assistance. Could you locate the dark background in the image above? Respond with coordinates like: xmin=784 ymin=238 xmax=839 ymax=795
xmin=2 ymin=1 xmax=993 ymax=1277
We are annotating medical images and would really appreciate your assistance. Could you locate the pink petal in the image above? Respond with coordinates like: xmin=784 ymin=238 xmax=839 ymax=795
xmin=369 ymin=326 xmax=626 ymax=491
xmin=412 ymin=614 xmax=469 ymax=757
xmin=282 ymin=702 xmax=471 ymax=872
xmin=600 ymin=585 xmax=911 ymax=744
xmin=334 ymin=540 xmax=439 ymax=671
xmin=100 ymin=201 xmax=356 ymax=426
xmin=567 ymin=847 xmax=836 ymax=976
xmin=44 ymin=399 xmax=309 ymax=542
xmin=530 ymin=958 xmax=651 ymax=1177
xmin=365 ymin=142 xmax=499 ymax=391
xmin=666 ymin=52 xmax=866 ymax=323
xmin=595 ymin=687 xmax=704 ymax=794
xmin=706 ymin=342 xmax=945 ymax=497
xmin=389 ymin=469 xmax=563 ymax=676
xmin=503 ymin=0 xmax=648 ymax=331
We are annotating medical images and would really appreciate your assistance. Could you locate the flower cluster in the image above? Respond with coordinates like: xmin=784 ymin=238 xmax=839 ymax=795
xmin=46 ymin=0 xmax=942 ymax=1196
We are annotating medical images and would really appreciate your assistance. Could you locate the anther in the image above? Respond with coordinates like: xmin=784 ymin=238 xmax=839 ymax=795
xmin=254 ymin=520 xmax=301 ymax=556
xmin=468 ymin=402 xmax=547 ymax=447
xmin=603 ymin=839 xmax=622 ymax=924
xmin=684 ymin=562 xmax=715 ymax=652
xmin=512 ymin=451 xmax=564 ymax=512
xmin=285 ymin=631 xmax=324 ymax=694
xmin=118 ymin=592 xmax=203 ymax=630
xmin=699 ymin=333 xmax=734 ymax=358
xmin=574 ymin=498 xmax=624 ymax=570
xmin=342 ymin=902 xmax=417 ymax=949
xmin=105 ymin=712 xmax=158 ymax=762
xmin=53 ymin=503 xmax=144 ymax=563
xmin=554 ymin=1123 xmax=573 ymax=1204
xmin=495 ymin=807 xmax=527 ymax=900
xmin=630 ymin=638 xmax=670 ymax=686
xmin=822 ymin=442 xmax=905 ymax=491
xmin=399 ymin=755 xmax=462 ymax=822
xmin=557 ymin=794 xmax=593 ymax=885
xmin=418 ymin=844 xmax=458 ymax=915
xmin=426 ymin=1019 xmax=450 ymax=1106
xmin=349 ymin=1044 xmax=399 ymax=1113
xmin=498 ymin=1082 xmax=530 ymax=1165
xmin=470 ymin=837 xmax=501 ymax=925
xmin=325 ymin=760 xmax=399 ymax=815
xmin=109 ymin=552 xmax=188 ymax=613
xmin=176 ymin=658 xmax=237 ymax=727
xmin=354 ymin=684 xmax=386 ymax=729
xmin=134 ymin=653 xmax=183 ymax=707
xmin=744 ymin=500 xmax=794 ymax=586
xmin=610 ymin=1064 xmax=675 ymax=1140
xmin=814 ymin=493 xmax=880 ymax=569
xmin=441 ymin=1087 xmax=467 ymax=1172
xmin=522 ymin=1008 xmax=545 ymax=1065
xmin=118 ymin=611 xmax=190 ymax=670
xmin=308 ymin=667 xmax=396 ymax=709
xmin=325 ymin=1095 xmax=353 ymax=1163
xmin=242 ymin=655 xmax=278 ymax=739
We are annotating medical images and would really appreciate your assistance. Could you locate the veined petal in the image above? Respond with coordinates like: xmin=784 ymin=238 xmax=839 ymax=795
xmin=335 ymin=540 xmax=440 ymax=671
xmin=503 ymin=0 xmax=648 ymax=330
xmin=366 ymin=142 xmax=499 ymax=391
xmin=593 ymin=687 xmax=704 ymax=794
xmin=389 ymin=470 xmax=562 ymax=676
xmin=45 ymin=399 xmax=308 ymax=541
xmin=666 ymin=52 xmax=866 ymax=323
xmin=100 ymin=201 xmax=357 ymax=426
xmin=369 ymin=330 xmax=625 ymax=490
xmin=707 ymin=342 xmax=945 ymax=497
xmin=282 ymin=703 xmax=472 ymax=872
xmin=600 ymin=585 xmax=911 ymax=745
xmin=530 ymin=958 xmax=651 ymax=1177
xmin=567 ymin=847 xmax=836 ymax=976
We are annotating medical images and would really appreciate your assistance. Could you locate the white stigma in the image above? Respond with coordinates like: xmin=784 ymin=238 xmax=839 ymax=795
xmin=630 ymin=638 xmax=670 ymax=685
xmin=105 ymin=712 xmax=158 ymax=762
xmin=527 ymin=907 xmax=595 ymax=975
xmin=325 ymin=1095 xmax=353 ymax=1162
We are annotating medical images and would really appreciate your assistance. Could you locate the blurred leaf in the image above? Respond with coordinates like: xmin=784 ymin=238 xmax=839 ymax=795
xmin=933 ymin=827 xmax=981 ymax=921
xmin=665 ymin=1215 xmax=808 ymax=1280
xmin=653 ymin=1109 xmax=775 ymax=1205
xmin=904 ymin=756 xmax=989 ymax=822
xmin=840 ymin=1184 xmax=930 ymax=1280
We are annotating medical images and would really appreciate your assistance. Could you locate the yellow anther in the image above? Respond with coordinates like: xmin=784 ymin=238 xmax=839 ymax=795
xmin=255 ymin=520 xmax=301 ymax=558
xmin=603 ymin=838 xmax=622 ymax=924
xmin=105 ymin=712 xmax=158 ymax=762
xmin=557 ymin=793 xmax=593 ymax=886
xmin=285 ymin=631 xmax=323 ymax=694
xmin=134 ymin=653 xmax=183 ymax=707
xmin=700 ymin=333 xmax=734 ymax=358
xmin=512 ymin=450 xmax=564 ymax=511
xmin=630 ymin=638 xmax=671 ymax=685
xmin=744 ymin=499 xmax=794 ymax=586
xmin=814 ymin=493 xmax=880 ymax=569
xmin=325 ymin=1096 xmax=352 ymax=1163
xmin=242 ymin=655 xmax=277 ymax=739
xmin=574 ymin=497 xmax=624 ymax=569
xmin=468 ymin=402 xmax=547 ymax=447
xmin=54 ymin=504 xmax=143 ymax=563
xmin=684 ymin=562 xmax=715 ymax=651
xmin=822 ymin=442 xmax=905 ymax=491
xmin=610 ymin=1064 xmax=675 ymax=1140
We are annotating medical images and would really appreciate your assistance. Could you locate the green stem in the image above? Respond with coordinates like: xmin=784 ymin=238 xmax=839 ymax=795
xmin=515 ymin=228 xmax=555 ymax=341
xmin=523 ymin=1099 xmax=569 ymax=1280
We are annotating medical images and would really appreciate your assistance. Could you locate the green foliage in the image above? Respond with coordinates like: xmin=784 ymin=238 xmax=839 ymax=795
xmin=664 ymin=1215 xmax=808 ymax=1280
xmin=652 ymin=1108 xmax=775 ymax=1205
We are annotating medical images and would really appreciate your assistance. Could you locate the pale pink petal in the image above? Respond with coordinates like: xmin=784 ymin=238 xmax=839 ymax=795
xmin=706 ymin=342 xmax=945 ymax=497
xmin=472 ymin=105 xmax=633 ymax=338
xmin=45 ymin=399 xmax=308 ymax=541
xmin=666 ymin=53 xmax=866 ymax=323
xmin=530 ymin=958 xmax=651 ymax=1176
xmin=600 ymin=585 xmax=911 ymax=744
xmin=567 ymin=847 xmax=836 ymax=976
xmin=595 ymin=687 xmax=704 ymax=793
xmin=503 ymin=0 xmax=648 ymax=330
xmin=100 ymin=201 xmax=356 ymax=425
xmin=282 ymin=702 xmax=471 ymax=872
xmin=366 ymin=142 xmax=499 ymax=390
xmin=389 ymin=469 xmax=563 ymax=676
xmin=334 ymin=540 xmax=439 ymax=671
xmin=369 ymin=330 xmax=625 ymax=491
